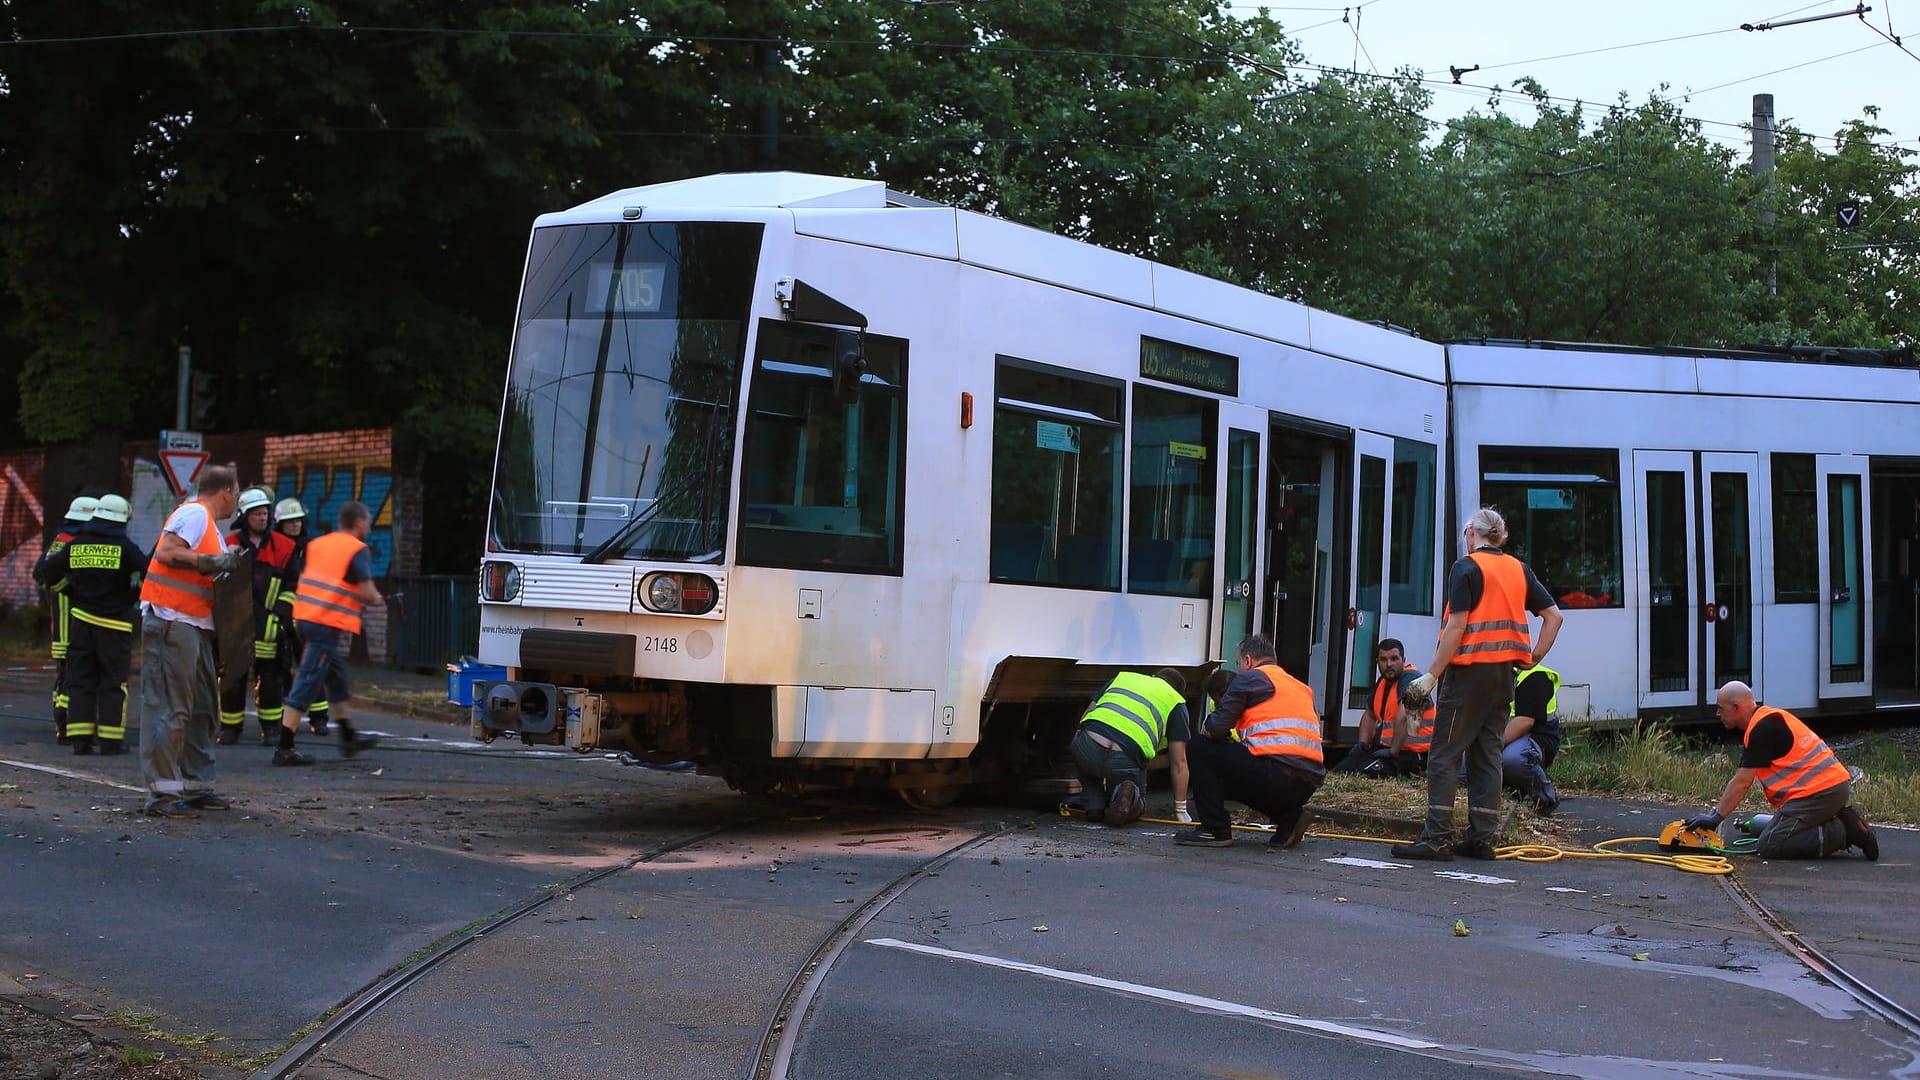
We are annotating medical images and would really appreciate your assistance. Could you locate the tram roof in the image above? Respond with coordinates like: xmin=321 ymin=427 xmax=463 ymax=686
xmin=547 ymin=172 xmax=1445 ymax=383
xmin=1450 ymin=338 xmax=1920 ymax=403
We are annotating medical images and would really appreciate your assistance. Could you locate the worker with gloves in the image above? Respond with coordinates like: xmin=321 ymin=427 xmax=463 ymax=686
xmin=1392 ymin=507 xmax=1562 ymax=861
xmin=1682 ymin=680 xmax=1877 ymax=860
xmin=1175 ymin=634 xmax=1323 ymax=851
xmin=137 ymin=467 xmax=246 ymax=819
xmin=273 ymin=497 xmax=330 ymax=735
xmin=1334 ymin=638 xmax=1433 ymax=778
xmin=35 ymin=496 xmax=96 ymax=743
xmin=216 ymin=488 xmax=299 ymax=745
xmin=34 ymin=495 xmax=145 ymax=755
xmin=1070 ymin=668 xmax=1190 ymax=826
xmin=274 ymin=500 xmax=385 ymax=766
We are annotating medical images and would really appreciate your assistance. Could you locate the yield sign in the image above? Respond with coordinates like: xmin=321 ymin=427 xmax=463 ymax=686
xmin=159 ymin=449 xmax=209 ymax=497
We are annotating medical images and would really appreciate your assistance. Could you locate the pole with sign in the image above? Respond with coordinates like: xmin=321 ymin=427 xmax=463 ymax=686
xmin=158 ymin=429 xmax=207 ymax=497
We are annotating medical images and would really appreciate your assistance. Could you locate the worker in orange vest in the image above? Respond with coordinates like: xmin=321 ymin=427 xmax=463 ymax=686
xmin=1393 ymin=507 xmax=1562 ymax=862
xmin=273 ymin=500 xmax=385 ymax=765
xmin=1333 ymin=637 xmax=1434 ymax=778
xmin=1174 ymin=633 xmax=1324 ymax=851
xmin=137 ymin=467 xmax=245 ymax=818
xmin=1682 ymin=681 xmax=1877 ymax=860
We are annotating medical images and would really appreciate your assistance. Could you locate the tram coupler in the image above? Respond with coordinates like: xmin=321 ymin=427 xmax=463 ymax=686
xmin=471 ymin=680 xmax=607 ymax=752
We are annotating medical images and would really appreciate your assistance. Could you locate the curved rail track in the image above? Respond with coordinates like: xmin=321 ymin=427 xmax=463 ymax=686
xmin=1719 ymin=873 xmax=1920 ymax=1041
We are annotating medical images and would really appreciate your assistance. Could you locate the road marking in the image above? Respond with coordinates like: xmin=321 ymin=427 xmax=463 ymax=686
xmin=1433 ymin=870 xmax=1516 ymax=885
xmin=1322 ymin=857 xmax=1408 ymax=869
xmin=1546 ymin=886 xmax=1586 ymax=893
xmin=0 ymin=758 xmax=144 ymax=793
xmin=865 ymin=937 xmax=1438 ymax=1051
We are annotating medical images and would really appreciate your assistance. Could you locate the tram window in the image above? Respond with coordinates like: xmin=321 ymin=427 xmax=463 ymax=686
xmin=737 ymin=321 xmax=907 ymax=574
xmin=1389 ymin=439 xmax=1437 ymax=614
xmin=1771 ymin=453 xmax=1818 ymax=603
xmin=1479 ymin=449 xmax=1623 ymax=609
xmin=1130 ymin=386 xmax=1217 ymax=597
xmin=990 ymin=359 xmax=1123 ymax=589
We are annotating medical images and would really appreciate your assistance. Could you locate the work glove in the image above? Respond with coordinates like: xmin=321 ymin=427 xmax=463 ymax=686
xmin=194 ymin=550 xmax=244 ymax=574
xmin=1682 ymin=810 xmax=1724 ymax=832
xmin=1403 ymin=671 xmax=1438 ymax=711
xmin=1174 ymin=800 xmax=1193 ymax=824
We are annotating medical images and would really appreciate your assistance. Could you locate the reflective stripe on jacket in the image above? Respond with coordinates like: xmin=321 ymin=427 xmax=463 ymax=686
xmin=1373 ymin=674 xmax=1434 ymax=753
xmin=1235 ymin=664 xmax=1324 ymax=764
xmin=1443 ymin=550 xmax=1532 ymax=665
xmin=1511 ymin=664 xmax=1561 ymax=718
xmin=292 ymin=531 xmax=369 ymax=634
xmin=1746 ymin=706 xmax=1851 ymax=807
xmin=138 ymin=501 xmax=226 ymax=619
xmin=1083 ymin=671 xmax=1183 ymax=764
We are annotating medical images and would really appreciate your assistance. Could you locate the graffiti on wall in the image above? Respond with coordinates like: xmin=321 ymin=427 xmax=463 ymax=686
xmin=262 ymin=430 xmax=395 ymax=576
xmin=0 ymin=454 xmax=48 ymax=608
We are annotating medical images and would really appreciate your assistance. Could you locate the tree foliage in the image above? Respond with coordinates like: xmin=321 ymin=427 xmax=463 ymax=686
xmin=2 ymin=1 xmax=1916 ymax=570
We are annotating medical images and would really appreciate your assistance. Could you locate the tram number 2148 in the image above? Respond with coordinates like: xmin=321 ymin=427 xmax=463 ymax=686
xmin=642 ymin=635 xmax=680 ymax=654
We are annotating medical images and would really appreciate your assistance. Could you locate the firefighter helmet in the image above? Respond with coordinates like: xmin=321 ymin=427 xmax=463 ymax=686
xmin=236 ymin=487 xmax=274 ymax=515
xmin=91 ymin=494 xmax=131 ymax=524
xmin=66 ymin=496 xmax=98 ymax=522
xmin=274 ymin=497 xmax=307 ymax=521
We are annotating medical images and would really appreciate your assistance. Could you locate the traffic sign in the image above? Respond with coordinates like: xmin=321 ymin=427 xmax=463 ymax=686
xmin=160 ymin=449 xmax=209 ymax=497
xmin=1838 ymin=200 xmax=1862 ymax=230
xmin=160 ymin=429 xmax=203 ymax=452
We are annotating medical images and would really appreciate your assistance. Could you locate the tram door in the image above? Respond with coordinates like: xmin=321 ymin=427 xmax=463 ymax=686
xmin=1816 ymin=454 xmax=1872 ymax=703
xmin=1345 ymin=433 xmax=1395 ymax=739
xmin=1213 ymin=404 xmax=1267 ymax=671
xmin=1634 ymin=451 xmax=1763 ymax=713
xmin=1265 ymin=420 xmax=1352 ymax=725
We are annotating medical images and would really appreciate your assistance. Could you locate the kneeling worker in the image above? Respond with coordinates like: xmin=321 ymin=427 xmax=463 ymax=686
xmin=1499 ymin=663 xmax=1562 ymax=815
xmin=1072 ymin=668 xmax=1190 ymax=825
xmin=1682 ymin=680 xmax=1876 ymax=860
xmin=1176 ymin=633 xmax=1324 ymax=850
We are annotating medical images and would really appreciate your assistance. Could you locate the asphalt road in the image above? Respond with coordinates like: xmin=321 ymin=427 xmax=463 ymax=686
xmin=4 ymin=666 xmax=1918 ymax=1080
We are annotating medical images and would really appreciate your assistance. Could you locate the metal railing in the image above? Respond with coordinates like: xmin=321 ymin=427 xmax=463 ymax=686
xmin=390 ymin=574 xmax=479 ymax=670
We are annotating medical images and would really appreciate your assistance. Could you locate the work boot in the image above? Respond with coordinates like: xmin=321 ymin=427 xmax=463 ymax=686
xmin=144 ymin=797 xmax=200 ymax=820
xmin=1271 ymin=809 xmax=1316 ymax=850
xmin=1174 ymin=827 xmax=1234 ymax=847
xmin=273 ymin=747 xmax=315 ymax=767
xmin=186 ymin=791 xmax=233 ymax=811
xmin=1838 ymin=805 xmax=1878 ymax=861
xmin=71 ymin=737 xmax=95 ymax=756
xmin=259 ymin=724 xmax=276 ymax=746
xmin=1453 ymin=837 xmax=1500 ymax=860
xmin=1389 ymin=839 xmax=1454 ymax=861
xmin=1533 ymin=781 xmax=1560 ymax=817
xmin=216 ymin=725 xmax=242 ymax=746
xmin=97 ymin=740 xmax=126 ymax=756
xmin=1106 ymin=780 xmax=1142 ymax=825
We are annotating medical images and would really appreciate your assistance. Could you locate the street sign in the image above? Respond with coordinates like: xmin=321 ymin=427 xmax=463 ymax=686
xmin=1837 ymin=200 xmax=1862 ymax=230
xmin=160 ymin=429 xmax=203 ymax=452
xmin=159 ymin=449 xmax=209 ymax=497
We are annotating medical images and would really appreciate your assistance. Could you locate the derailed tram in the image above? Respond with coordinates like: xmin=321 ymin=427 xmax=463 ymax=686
xmin=470 ymin=172 xmax=1920 ymax=804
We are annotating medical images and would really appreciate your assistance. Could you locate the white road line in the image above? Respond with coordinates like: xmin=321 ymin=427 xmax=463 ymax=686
xmin=1433 ymin=870 xmax=1516 ymax=885
xmin=865 ymin=937 xmax=1439 ymax=1051
xmin=1322 ymin=856 xmax=1409 ymax=869
xmin=0 ymin=758 xmax=145 ymax=793
xmin=1545 ymin=886 xmax=1587 ymax=893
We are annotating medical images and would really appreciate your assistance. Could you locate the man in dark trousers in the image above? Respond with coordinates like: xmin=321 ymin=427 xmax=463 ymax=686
xmin=1334 ymin=638 xmax=1434 ymax=778
xmin=1394 ymin=507 xmax=1562 ymax=861
xmin=1070 ymin=668 xmax=1189 ymax=826
xmin=217 ymin=487 xmax=299 ymax=745
xmin=274 ymin=500 xmax=385 ymax=765
xmin=35 ymin=495 xmax=96 ymax=743
xmin=1175 ymin=634 xmax=1324 ymax=851
xmin=34 ymin=495 xmax=146 ymax=755
xmin=273 ymin=497 xmax=330 ymax=736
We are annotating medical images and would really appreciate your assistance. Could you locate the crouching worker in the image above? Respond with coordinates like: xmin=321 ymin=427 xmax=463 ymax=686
xmin=1071 ymin=668 xmax=1189 ymax=826
xmin=1333 ymin=638 xmax=1432 ymax=778
xmin=1176 ymin=634 xmax=1324 ymax=850
xmin=1498 ymin=663 xmax=1562 ymax=814
xmin=1681 ymin=681 xmax=1876 ymax=860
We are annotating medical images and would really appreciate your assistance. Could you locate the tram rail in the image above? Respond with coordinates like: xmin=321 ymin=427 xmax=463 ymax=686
xmin=1720 ymin=873 xmax=1920 ymax=1041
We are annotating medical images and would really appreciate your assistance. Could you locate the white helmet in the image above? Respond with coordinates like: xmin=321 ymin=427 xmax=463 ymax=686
xmin=274 ymin=497 xmax=307 ymax=521
xmin=66 ymin=496 xmax=98 ymax=522
xmin=236 ymin=487 xmax=274 ymax=515
xmin=91 ymin=494 xmax=132 ymax=524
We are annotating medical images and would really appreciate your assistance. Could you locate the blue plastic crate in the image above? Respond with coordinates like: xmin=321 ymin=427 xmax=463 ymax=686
xmin=447 ymin=662 xmax=508 ymax=707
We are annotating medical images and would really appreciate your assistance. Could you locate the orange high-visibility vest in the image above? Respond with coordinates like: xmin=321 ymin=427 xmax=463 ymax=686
xmin=1746 ymin=706 xmax=1851 ymax=807
xmin=1235 ymin=665 xmax=1324 ymax=765
xmin=1442 ymin=550 xmax=1532 ymax=665
xmin=138 ymin=500 xmax=227 ymax=619
xmin=1373 ymin=675 xmax=1435 ymax=753
xmin=292 ymin=531 xmax=369 ymax=634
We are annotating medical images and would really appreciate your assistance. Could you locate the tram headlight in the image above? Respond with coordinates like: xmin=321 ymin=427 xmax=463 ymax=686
xmin=637 ymin=572 xmax=718 ymax=615
xmin=482 ymin=560 xmax=521 ymax=602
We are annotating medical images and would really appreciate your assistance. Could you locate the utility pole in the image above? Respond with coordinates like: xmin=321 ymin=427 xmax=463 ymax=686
xmin=176 ymin=344 xmax=191 ymax=431
xmin=1753 ymin=93 xmax=1778 ymax=297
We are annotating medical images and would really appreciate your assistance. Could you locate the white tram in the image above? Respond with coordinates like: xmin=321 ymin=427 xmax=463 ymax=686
xmin=470 ymin=172 xmax=1452 ymax=802
xmin=470 ymin=172 xmax=1920 ymax=802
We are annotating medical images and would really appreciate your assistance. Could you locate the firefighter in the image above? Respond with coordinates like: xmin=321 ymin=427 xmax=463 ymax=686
xmin=34 ymin=495 xmax=146 ymax=755
xmin=217 ymin=488 xmax=298 ymax=745
xmin=272 ymin=497 xmax=331 ymax=735
xmin=35 ymin=495 xmax=97 ymax=743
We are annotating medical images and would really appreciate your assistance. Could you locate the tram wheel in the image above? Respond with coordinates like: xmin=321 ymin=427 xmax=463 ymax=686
xmin=897 ymin=784 xmax=963 ymax=811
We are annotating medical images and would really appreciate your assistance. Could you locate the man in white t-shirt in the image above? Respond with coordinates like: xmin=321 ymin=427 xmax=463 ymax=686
xmin=136 ymin=466 xmax=243 ymax=818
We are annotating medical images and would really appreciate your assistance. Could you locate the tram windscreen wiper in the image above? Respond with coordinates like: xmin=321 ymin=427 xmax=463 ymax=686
xmin=580 ymin=464 xmax=707 ymax=564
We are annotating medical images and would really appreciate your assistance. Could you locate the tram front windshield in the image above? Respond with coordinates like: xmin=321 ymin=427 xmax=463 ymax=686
xmin=491 ymin=221 xmax=762 ymax=560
